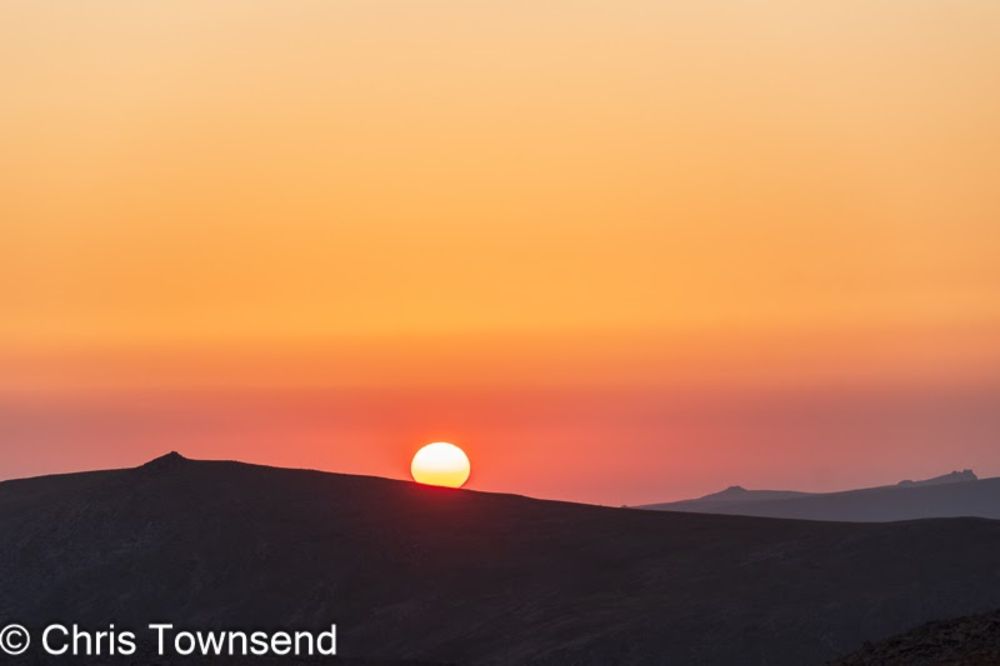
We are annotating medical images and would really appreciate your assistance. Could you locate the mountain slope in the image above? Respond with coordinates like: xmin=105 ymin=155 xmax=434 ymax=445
xmin=642 ymin=475 xmax=1000 ymax=522
xmin=3 ymin=454 xmax=1000 ymax=665
xmin=832 ymin=608 xmax=1000 ymax=665
xmin=659 ymin=485 xmax=815 ymax=507
xmin=898 ymin=469 xmax=978 ymax=487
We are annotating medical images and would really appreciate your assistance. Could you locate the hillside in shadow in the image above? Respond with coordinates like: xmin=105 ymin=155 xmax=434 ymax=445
xmin=3 ymin=453 xmax=1000 ymax=664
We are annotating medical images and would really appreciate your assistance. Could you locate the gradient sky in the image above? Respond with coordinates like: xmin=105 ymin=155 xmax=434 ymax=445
xmin=3 ymin=0 xmax=1000 ymax=504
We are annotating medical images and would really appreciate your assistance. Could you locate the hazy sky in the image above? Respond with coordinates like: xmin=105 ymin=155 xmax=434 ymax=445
xmin=3 ymin=1 xmax=999 ymax=503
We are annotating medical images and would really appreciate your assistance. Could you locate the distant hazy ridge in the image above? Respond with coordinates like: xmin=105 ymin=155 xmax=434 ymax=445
xmin=640 ymin=470 xmax=1000 ymax=522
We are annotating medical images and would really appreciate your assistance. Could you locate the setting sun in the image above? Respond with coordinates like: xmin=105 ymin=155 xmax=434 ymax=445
xmin=411 ymin=442 xmax=471 ymax=489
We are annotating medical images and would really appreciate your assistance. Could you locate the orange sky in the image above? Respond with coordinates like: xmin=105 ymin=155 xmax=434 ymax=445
xmin=2 ymin=1 xmax=1000 ymax=503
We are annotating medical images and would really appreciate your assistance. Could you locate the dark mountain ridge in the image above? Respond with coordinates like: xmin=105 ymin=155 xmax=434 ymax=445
xmin=3 ymin=454 xmax=1000 ymax=664
xmin=898 ymin=469 xmax=978 ymax=487
xmin=679 ymin=485 xmax=813 ymax=505
xmin=641 ymin=470 xmax=1000 ymax=522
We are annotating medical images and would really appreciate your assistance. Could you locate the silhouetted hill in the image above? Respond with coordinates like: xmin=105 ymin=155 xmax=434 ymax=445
xmin=3 ymin=454 xmax=1000 ymax=664
xmin=665 ymin=485 xmax=814 ymax=506
xmin=641 ymin=471 xmax=1000 ymax=522
xmin=898 ymin=469 xmax=978 ymax=487
xmin=832 ymin=608 xmax=1000 ymax=665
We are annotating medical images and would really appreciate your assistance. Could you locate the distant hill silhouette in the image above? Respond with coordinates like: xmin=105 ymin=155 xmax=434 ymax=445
xmin=3 ymin=454 xmax=1000 ymax=664
xmin=641 ymin=470 xmax=1000 ymax=522
xmin=897 ymin=469 xmax=978 ymax=487
xmin=676 ymin=485 xmax=813 ymax=505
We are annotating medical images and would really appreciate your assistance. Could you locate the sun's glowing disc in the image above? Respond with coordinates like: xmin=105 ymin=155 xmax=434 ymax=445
xmin=410 ymin=442 xmax=471 ymax=488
